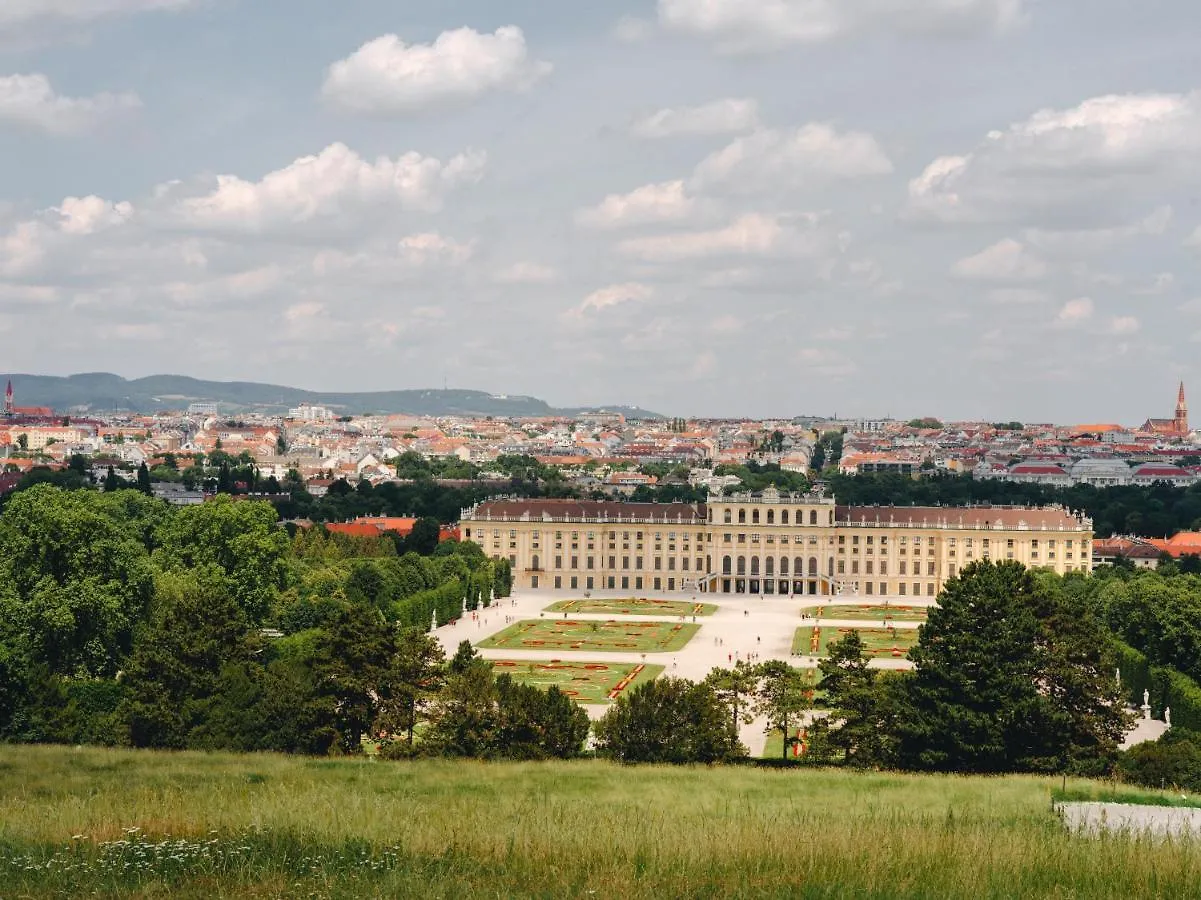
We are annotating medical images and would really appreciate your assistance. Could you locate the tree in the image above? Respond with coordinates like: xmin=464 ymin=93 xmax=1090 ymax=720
xmin=375 ymin=627 xmax=446 ymax=747
xmin=15 ymin=434 xmax=27 ymax=451
xmin=594 ymin=677 xmax=743 ymax=764
xmin=423 ymin=657 xmax=498 ymax=757
xmin=704 ymin=661 xmax=760 ymax=738
xmin=136 ymin=462 xmax=152 ymax=495
xmin=756 ymin=661 xmax=810 ymax=761
xmin=816 ymin=631 xmax=884 ymax=766
xmin=404 ymin=518 xmax=442 ymax=556
xmin=894 ymin=560 xmax=1130 ymax=773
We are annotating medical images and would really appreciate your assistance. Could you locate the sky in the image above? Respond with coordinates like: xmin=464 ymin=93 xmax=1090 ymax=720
xmin=0 ymin=0 xmax=1198 ymax=423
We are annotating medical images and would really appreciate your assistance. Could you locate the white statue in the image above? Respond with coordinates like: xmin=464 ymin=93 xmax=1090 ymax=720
xmin=1166 ymin=707 xmax=1172 ymax=727
xmin=1116 ymin=668 xmax=1121 ymax=686
xmin=1144 ymin=689 xmax=1150 ymax=707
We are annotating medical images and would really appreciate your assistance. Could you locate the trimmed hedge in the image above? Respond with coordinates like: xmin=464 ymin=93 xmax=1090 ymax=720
xmin=1115 ymin=638 xmax=1201 ymax=732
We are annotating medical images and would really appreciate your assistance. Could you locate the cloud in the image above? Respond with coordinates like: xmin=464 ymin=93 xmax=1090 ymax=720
xmin=658 ymin=0 xmax=1026 ymax=53
xmin=493 ymin=262 xmax=556 ymax=284
xmin=574 ymin=282 xmax=654 ymax=315
xmin=321 ymin=27 xmax=551 ymax=115
xmin=54 ymin=196 xmax=134 ymax=234
xmin=176 ymin=142 xmax=486 ymax=232
xmin=616 ymin=212 xmax=832 ymax=262
xmin=100 ymin=322 xmax=164 ymax=341
xmin=1024 ymin=206 xmax=1172 ymax=256
xmin=397 ymin=232 xmax=474 ymax=266
xmin=631 ymin=98 xmax=759 ymax=139
xmin=691 ymin=124 xmax=893 ymax=192
xmin=0 ymin=0 xmax=195 ymax=36
xmin=0 ymin=73 xmax=140 ymax=134
xmin=1186 ymin=226 xmax=1201 ymax=248
xmin=1106 ymin=316 xmax=1140 ymax=335
xmin=951 ymin=238 xmax=1047 ymax=282
xmin=576 ymin=180 xmax=698 ymax=229
xmin=909 ymin=92 xmax=1201 ymax=225
xmin=1054 ymin=297 xmax=1094 ymax=327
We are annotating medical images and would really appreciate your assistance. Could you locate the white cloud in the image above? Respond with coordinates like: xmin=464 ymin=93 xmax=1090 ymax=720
xmin=658 ymin=0 xmax=1026 ymax=53
xmin=988 ymin=288 xmax=1049 ymax=305
xmin=576 ymin=180 xmax=698 ymax=229
xmin=1055 ymin=297 xmax=1094 ymax=327
xmin=909 ymin=92 xmax=1201 ymax=225
xmin=493 ymin=262 xmax=556 ymax=284
xmin=321 ymin=27 xmax=551 ymax=115
xmin=397 ymin=232 xmax=474 ymax=266
xmin=617 ymin=212 xmax=830 ymax=262
xmin=0 ymin=73 xmax=140 ymax=135
xmin=631 ymin=98 xmax=759 ymax=139
xmin=0 ymin=0 xmax=195 ymax=35
xmin=951 ymin=239 xmax=1047 ymax=282
xmin=1186 ymin=226 xmax=1201 ymax=248
xmin=574 ymin=282 xmax=654 ymax=315
xmin=100 ymin=322 xmax=164 ymax=341
xmin=691 ymin=124 xmax=893 ymax=192
xmin=1024 ymin=206 xmax=1172 ymax=256
xmin=1106 ymin=316 xmax=1140 ymax=336
xmin=177 ymin=143 xmax=486 ymax=232
xmin=54 ymin=196 xmax=134 ymax=234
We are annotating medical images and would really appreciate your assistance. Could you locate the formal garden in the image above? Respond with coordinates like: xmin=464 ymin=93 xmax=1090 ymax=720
xmin=479 ymin=619 xmax=699 ymax=653
xmin=544 ymin=597 xmax=717 ymax=616
xmin=793 ymin=625 xmax=920 ymax=658
xmin=489 ymin=659 xmax=664 ymax=704
xmin=810 ymin=604 xmax=929 ymax=623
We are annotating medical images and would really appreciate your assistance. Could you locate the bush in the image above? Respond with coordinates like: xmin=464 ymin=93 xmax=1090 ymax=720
xmin=1118 ymin=730 xmax=1201 ymax=791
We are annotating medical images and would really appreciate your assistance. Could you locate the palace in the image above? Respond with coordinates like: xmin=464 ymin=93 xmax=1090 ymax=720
xmin=459 ymin=487 xmax=1094 ymax=597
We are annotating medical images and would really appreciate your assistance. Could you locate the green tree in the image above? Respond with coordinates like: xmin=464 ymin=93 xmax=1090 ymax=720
xmin=404 ymin=518 xmax=442 ymax=556
xmin=704 ymin=661 xmax=760 ymax=738
xmin=756 ymin=661 xmax=811 ymax=761
xmin=816 ymin=631 xmax=885 ymax=766
xmin=375 ymin=627 xmax=446 ymax=747
xmin=136 ymin=462 xmax=152 ymax=495
xmin=594 ymin=677 xmax=744 ymax=764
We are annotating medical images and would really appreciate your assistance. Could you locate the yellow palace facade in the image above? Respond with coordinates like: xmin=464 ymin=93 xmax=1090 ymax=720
xmin=459 ymin=487 xmax=1093 ymax=597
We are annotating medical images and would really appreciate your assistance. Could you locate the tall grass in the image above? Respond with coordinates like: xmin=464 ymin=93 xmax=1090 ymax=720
xmin=1 ymin=745 xmax=1199 ymax=898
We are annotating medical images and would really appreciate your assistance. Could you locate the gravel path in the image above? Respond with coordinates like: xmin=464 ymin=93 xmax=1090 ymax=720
xmin=1057 ymin=802 xmax=1201 ymax=837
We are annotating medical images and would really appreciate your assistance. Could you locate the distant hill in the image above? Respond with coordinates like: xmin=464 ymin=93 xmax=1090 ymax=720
xmin=0 ymin=373 xmax=663 ymax=419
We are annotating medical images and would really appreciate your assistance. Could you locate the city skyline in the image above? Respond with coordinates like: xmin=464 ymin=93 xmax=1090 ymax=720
xmin=1 ymin=1 xmax=1199 ymax=422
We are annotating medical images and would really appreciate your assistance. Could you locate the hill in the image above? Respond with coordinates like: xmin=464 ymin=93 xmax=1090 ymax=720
xmin=0 ymin=745 xmax=1191 ymax=899
xmin=0 ymin=372 xmax=663 ymax=418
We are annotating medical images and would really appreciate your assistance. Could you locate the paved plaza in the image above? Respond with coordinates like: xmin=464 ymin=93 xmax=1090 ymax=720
xmin=434 ymin=589 xmax=932 ymax=755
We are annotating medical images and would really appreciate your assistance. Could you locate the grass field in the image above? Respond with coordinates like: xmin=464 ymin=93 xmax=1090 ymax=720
xmin=545 ymin=597 xmax=718 ymax=617
xmin=479 ymin=619 xmax=699 ymax=653
xmin=811 ymin=604 xmax=929 ymax=623
xmin=3 ymin=745 xmax=1201 ymax=899
xmin=793 ymin=625 xmax=921 ymax=658
xmin=490 ymin=659 xmax=664 ymax=703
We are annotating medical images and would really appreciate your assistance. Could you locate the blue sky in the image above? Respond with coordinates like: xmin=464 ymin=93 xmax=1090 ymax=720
xmin=1 ymin=0 xmax=1199 ymax=422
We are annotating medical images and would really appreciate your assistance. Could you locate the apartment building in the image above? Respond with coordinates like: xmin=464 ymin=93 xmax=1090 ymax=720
xmin=459 ymin=486 xmax=1094 ymax=596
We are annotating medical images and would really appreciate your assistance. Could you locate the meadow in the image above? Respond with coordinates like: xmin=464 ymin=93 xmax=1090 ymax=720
xmin=545 ymin=597 xmax=718 ymax=617
xmin=478 ymin=618 xmax=699 ymax=653
xmin=793 ymin=625 xmax=921 ymax=658
xmin=490 ymin=659 xmax=664 ymax=703
xmin=3 ymin=745 xmax=1201 ymax=899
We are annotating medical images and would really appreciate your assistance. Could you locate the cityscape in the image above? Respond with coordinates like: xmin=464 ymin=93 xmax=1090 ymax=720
xmin=3 ymin=0 xmax=1201 ymax=896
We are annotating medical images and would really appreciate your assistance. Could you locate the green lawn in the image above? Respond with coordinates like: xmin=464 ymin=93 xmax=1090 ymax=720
xmin=545 ymin=597 xmax=718 ymax=617
xmin=479 ymin=619 xmax=699 ymax=653
xmin=811 ymin=604 xmax=929 ymax=623
xmin=490 ymin=659 xmax=664 ymax=704
xmin=2 ymin=745 xmax=1200 ymax=899
xmin=793 ymin=625 xmax=920 ymax=658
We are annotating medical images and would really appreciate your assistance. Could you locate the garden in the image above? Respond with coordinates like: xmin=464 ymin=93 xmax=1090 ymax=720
xmin=792 ymin=625 xmax=920 ymax=658
xmin=545 ymin=597 xmax=717 ymax=617
xmin=809 ymin=604 xmax=929 ymax=623
xmin=479 ymin=619 xmax=699 ymax=653
xmin=489 ymin=659 xmax=664 ymax=704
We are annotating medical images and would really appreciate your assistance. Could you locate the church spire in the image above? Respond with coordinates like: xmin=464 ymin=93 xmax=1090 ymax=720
xmin=1176 ymin=381 xmax=1189 ymax=434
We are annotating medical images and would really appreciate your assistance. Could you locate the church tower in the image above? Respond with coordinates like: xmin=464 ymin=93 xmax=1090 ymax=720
xmin=3 ymin=380 xmax=10 ymax=417
xmin=1175 ymin=381 xmax=1189 ymax=435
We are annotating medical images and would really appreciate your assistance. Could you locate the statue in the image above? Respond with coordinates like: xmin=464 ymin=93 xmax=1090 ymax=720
xmin=1166 ymin=707 xmax=1173 ymax=727
xmin=1144 ymin=689 xmax=1150 ymax=707
xmin=1116 ymin=668 xmax=1121 ymax=686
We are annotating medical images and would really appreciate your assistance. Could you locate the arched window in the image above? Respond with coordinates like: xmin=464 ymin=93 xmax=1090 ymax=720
xmin=829 ymin=511 xmax=834 ymax=525
xmin=752 ymin=509 xmax=760 ymax=524
xmin=737 ymin=556 xmax=746 ymax=575
xmin=532 ymin=554 xmax=541 ymax=571
xmin=780 ymin=557 xmax=790 ymax=576
xmin=765 ymin=557 xmax=774 ymax=576
xmin=828 ymin=558 xmax=835 ymax=577
xmin=809 ymin=557 xmax=818 ymax=576
xmin=751 ymin=557 xmax=760 ymax=575
xmin=738 ymin=509 xmax=746 ymax=524
xmin=767 ymin=509 xmax=775 ymax=525
xmin=724 ymin=510 xmax=732 ymax=524
xmin=810 ymin=510 xmax=818 ymax=525
xmin=723 ymin=556 xmax=732 ymax=575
